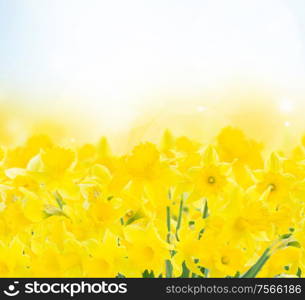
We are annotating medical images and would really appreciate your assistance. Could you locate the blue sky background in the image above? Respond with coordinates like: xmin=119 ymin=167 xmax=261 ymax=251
xmin=1 ymin=0 xmax=305 ymax=103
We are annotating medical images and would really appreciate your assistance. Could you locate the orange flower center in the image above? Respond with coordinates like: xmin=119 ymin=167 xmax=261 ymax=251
xmin=207 ymin=176 xmax=216 ymax=184
xmin=221 ymin=256 xmax=230 ymax=265
xmin=268 ymin=183 xmax=276 ymax=192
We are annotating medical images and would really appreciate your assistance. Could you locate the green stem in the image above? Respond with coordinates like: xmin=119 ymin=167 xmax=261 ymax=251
xmin=175 ymin=195 xmax=184 ymax=241
xmin=198 ymin=199 xmax=208 ymax=240
xmin=165 ymin=206 xmax=173 ymax=278
xmin=166 ymin=206 xmax=171 ymax=243
xmin=165 ymin=260 xmax=173 ymax=278
xmin=202 ymin=199 xmax=208 ymax=219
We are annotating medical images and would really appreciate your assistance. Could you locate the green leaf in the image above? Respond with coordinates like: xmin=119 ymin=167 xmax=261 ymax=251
xmin=44 ymin=205 xmax=68 ymax=218
xmin=280 ymin=233 xmax=292 ymax=239
xmin=297 ymin=267 xmax=302 ymax=278
xmin=287 ymin=241 xmax=301 ymax=248
xmin=54 ymin=191 xmax=65 ymax=209
xmin=142 ymin=269 xmax=155 ymax=278
xmin=180 ymin=261 xmax=190 ymax=278
xmin=198 ymin=228 xmax=205 ymax=240
xmin=241 ymin=248 xmax=270 ymax=278
xmin=234 ymin=271 xmax=240 ymax=278
xmin=201 ymin=267 xmax=209 ymax=277
xmin=125 ymin=210 xmax=143 ymax=225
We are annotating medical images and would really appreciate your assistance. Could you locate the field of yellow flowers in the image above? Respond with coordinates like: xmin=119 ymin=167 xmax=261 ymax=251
xmin=0 ymin=125 xmax=304 ymax=278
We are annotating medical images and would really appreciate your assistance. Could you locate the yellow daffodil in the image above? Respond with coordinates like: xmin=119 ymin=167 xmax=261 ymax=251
xmin=0 ymin=126 xmax=304 ymax=278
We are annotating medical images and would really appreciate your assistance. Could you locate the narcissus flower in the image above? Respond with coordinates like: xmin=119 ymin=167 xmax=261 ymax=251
xmin=0 ymin=127 xmax=304 ymax=278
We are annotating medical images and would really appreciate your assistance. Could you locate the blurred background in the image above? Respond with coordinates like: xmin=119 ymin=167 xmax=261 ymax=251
xmin=1 ymin=0 xmax=305 ymax=152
